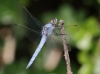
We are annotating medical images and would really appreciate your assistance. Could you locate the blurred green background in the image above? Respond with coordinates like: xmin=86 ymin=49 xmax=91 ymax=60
xmin=0 ymin=0 xmax=100 ymax=74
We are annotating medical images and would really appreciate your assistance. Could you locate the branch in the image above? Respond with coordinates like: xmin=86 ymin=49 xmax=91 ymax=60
xmin=58 ymin=20 xmax=72 ymax=74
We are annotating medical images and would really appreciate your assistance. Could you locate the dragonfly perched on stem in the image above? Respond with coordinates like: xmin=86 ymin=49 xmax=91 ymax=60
xmin=14 ymin=6 xmax=78 ymax=69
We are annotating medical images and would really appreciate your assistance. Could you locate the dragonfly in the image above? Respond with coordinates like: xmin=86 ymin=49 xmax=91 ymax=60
xmin=27 ymin=18 xmax=58 ymax=69
xmin=15 ymin=7 xmax=67 ymax=69
xmin=15 ymin=6 xmax=78 ymax=69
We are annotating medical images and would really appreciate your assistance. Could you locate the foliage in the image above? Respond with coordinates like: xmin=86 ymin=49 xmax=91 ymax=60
xmin=0 ymin=0 xmax=99 ymax=74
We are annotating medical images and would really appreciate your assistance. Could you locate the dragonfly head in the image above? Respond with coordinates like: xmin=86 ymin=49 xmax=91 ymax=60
xmin=50 ymin=18 xmax=57 ymax=25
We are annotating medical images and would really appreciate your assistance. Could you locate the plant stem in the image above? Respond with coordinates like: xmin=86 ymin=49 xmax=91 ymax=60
xmin=58 ymin=20 xmax=72 ymax=74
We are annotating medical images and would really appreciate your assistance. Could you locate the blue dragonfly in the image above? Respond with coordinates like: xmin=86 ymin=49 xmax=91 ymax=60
xmin=15 ymin=6 xmax=78 ymax=69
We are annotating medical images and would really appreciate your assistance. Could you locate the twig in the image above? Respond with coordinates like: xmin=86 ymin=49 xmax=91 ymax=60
xmin=58 ymin=20 xmax=73 ymax=74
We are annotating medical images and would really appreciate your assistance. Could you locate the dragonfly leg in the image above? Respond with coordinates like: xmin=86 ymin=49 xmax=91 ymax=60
xmin=53 ymin=29 xmax=67 ymax=36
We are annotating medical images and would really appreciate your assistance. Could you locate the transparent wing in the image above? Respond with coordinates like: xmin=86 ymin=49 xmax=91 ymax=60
xmin=21 ymin=6 xmax=43 ymax=33
xmin=64 ymin=24 xmax=80 ymax=44
xmin=14 ymin=24 xmax=42 ymax=43
xmin=19 ymin=6 xmax=44 ymax=42
xmin=45 ymin=24 xmax=79 ymax=51
xmin=46 ymin=33 xmax=63 ymax=50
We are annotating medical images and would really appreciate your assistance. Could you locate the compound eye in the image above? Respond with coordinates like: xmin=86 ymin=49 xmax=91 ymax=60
xmin=50 ymin=18 xmax=57 ymax=24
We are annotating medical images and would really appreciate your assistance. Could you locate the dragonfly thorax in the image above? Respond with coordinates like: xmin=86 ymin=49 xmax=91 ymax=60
xmin=42 ymin=23 xmax=55 ymax=37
